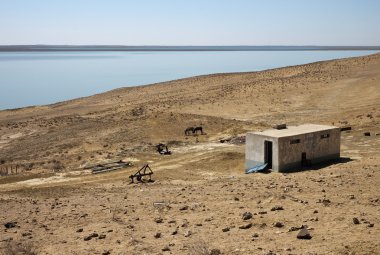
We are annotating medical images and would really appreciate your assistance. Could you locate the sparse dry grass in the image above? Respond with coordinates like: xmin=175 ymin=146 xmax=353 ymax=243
xmin=2 ymin=240 xmax=37 ymax=255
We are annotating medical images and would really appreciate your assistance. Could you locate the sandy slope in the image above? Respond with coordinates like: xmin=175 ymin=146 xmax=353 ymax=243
xmin=0 ymin=53 xmax=379 ymax=255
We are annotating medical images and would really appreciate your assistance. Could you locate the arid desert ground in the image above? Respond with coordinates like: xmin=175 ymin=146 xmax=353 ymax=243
xmin=0 ymin=53 xmax=379 ymax=255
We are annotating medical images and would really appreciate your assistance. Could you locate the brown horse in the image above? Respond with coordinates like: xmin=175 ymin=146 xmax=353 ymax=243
xmin=185 ymin=127 xmax=195 ymax=136
xmin=193 ymin=126 xmax=204 ymax=135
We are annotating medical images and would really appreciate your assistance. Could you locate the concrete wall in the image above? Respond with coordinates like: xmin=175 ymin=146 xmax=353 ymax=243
xmin=245 ymin=133 xmax=279 ymax=170
xmin=277 ymin=128 xmax=340 ymax=172
xmin=245 ymin=127 xmax=340 ymax=172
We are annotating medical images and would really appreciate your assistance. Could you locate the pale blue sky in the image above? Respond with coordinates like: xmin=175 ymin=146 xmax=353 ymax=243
xmin=0 ymin=0 xmax=379 ymax=45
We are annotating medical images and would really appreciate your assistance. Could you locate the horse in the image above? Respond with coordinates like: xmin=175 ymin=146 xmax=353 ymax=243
xmin=193 ymin=126 xmax=204 ymax=135
xmin=185 ymin=127 xmax=195 ymax=136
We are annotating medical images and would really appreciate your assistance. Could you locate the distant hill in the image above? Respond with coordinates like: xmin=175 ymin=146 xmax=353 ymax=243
xmin=1 ymin=45 xmax=380 ymax=51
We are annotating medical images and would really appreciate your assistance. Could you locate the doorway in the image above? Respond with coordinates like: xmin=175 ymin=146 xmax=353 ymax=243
xmin=301 ymin=152 xmax=309 ymax=166
xmin=264 ymin=141 xmax=273 ymax=169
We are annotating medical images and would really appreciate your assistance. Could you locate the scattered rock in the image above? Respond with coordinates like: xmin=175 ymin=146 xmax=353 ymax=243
xmin=239 ymin=223 xmax=253 ymax=229
xmin=98 ymin=234 xmax=106 ymax=239
xmin=154 ymin=232 xmax=161 ymax=238
xmin=179 ymin=205 xmax=189 ymax=211
xmin=162 ymin=246 xmax=170 ymax=252
xmin=242 ymin=212 xmax=253 ymax=220
xmin=4 ymin=222 xmax=17 ymax=229
xmin=76 ymin=228 xmax=83 ymax=233
xmin=368 ymin=223 xmax=374 ymax=228
xmin=84 ymin=236 xmax=92 ymax=241
xmin=154 ymin=218 xmax=164 ymax=223
xmin=363 ymin=132 xmax=371 ymax=136
xmin=209 ymin=249 xmax=222 ymax=255
xmin=273 ymin=222 xmax=284 ymax=228
xmin=259 ymin=223 xmax=267 ymax=228
xmin=353 ymin=217 xmax=360 ymax=225
xmin=222 ymin=227 xmax=230 ymax=232
xmin=102 ymin=251 xmax=111 ymax=255
xmin=84 ymin=232 xmax=99 ymax=241
xmin=297 ymin=228 xmax=312 ymax=239
xmin=252 ymin=233 xmax=259 ymax=238
xmin=80 ymin=213 xmax=88 ymax=218
xmin=288 ymin=225 xmax=305 ymax=232
xmin=271 ymin=206 xmax=284 ymax=211
xmin=184 ymin=230 xmax=192 ymax=237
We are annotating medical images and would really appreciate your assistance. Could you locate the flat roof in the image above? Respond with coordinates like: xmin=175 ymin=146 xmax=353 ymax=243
xmin=249 ymin=124 xmax=338 ymax=138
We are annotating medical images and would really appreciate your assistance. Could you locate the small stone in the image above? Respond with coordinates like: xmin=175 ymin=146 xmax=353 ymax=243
xmin=162 ymin=246 xmax=170 ymax=252
xmin=239 ymin=223 xmax=253 ymax=229
xmin=209 ymin=249 xmax=222 ymax=255
xmin=179 ymin=205 xmax=189 ymax=211
xmin=368 ymin=223 xmax=374 ymax=228
xmin=102 ymin=251 xmax=111 ymax=255
xmin=271 ymin=206 xmax=284 ymax=211
xmin=222 ymin=227 xmax=230 ymax=232
xmin=252 ymin=233 xmax=259 ymax=238
xmin=171 ymin=229 xmax=178 ymax=235
xmin=242 ymin=212 xmax=253 ymax=220
xmin=76 ymin=228 xmax=83 ymax=233
xmin=273 ymin=222 xmax=284 ymax=228
xmin=353 ymin=217 xmax=360 ymax=224
xmin=154 ymin=232 xmax=161 ymax=238
xmin=155 ymin=218 xmax=164 ymax=223
xmin=84 ymin=236 xmax=92 ymax=241
xmin=288 ymin=226 xmax=304 ymax=232
xmin=98 ymin=234 xmax=106 ymax=239
xmin=184 ymin=230 xmax=192 ymax=237
xmin=234 ymin=197 xmax=240 ymax=201
xmin=259 ymin=223 xmax=267 ymax=228
xmin=84 ymin=232 xmax=98 ymax=241
xmin=297 ymin=228 xmax=312 ymax=239
xmin=4 ymin=222 xmax=17 ymax=229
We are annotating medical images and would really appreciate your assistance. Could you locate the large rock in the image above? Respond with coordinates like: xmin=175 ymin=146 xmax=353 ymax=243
xmin=239 ymin=223 xmax=253 ymax=229
xmin=297 ymin=228 xmax=312 ymax=240
xmin=242 ymin=212 xmax=253 ymax=220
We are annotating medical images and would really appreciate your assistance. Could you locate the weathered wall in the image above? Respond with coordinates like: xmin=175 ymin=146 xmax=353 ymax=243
xmin=245 ymin=133 xmax=279 ymax=170
xmin=278 ymin=128 xmax=340 ymax=171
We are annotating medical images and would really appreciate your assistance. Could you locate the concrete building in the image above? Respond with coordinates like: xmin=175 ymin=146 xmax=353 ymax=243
xmin=246 ymin=124 xmax=341 ymax=172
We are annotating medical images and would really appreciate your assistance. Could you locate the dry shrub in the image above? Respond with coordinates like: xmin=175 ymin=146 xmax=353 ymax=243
xmin=188 ymin=240 xmax=221 ymax=255
xmin=131 ymin=106 xmax=144 ymax=116
xmin=2 ymin=240 xmax=37 ymax=255
xmin=188 ymin=240 xmax=210 ymax=255
xmin=51 ymin=160 xmax=64 ymax=171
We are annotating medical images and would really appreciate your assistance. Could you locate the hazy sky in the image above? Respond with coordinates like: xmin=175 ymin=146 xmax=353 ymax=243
xmin=1 ymin=0 xmax=379 ymax=45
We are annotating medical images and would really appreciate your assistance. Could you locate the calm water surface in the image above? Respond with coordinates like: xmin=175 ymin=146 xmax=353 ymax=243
xmin=0 ymin=51 xmax=377 ymax=109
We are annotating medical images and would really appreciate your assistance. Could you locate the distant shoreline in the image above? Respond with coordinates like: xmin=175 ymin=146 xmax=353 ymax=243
xmin=1 ymin=45 xmax=380 ymax=52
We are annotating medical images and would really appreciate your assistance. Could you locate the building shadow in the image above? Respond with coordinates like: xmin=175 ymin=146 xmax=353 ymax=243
xmin=272 ymin=157 xmax=354 ymax=174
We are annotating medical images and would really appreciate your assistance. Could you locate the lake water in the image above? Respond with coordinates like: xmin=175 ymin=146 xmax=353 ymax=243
xmin=0 ymin=51 xmax=377 ymax=110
